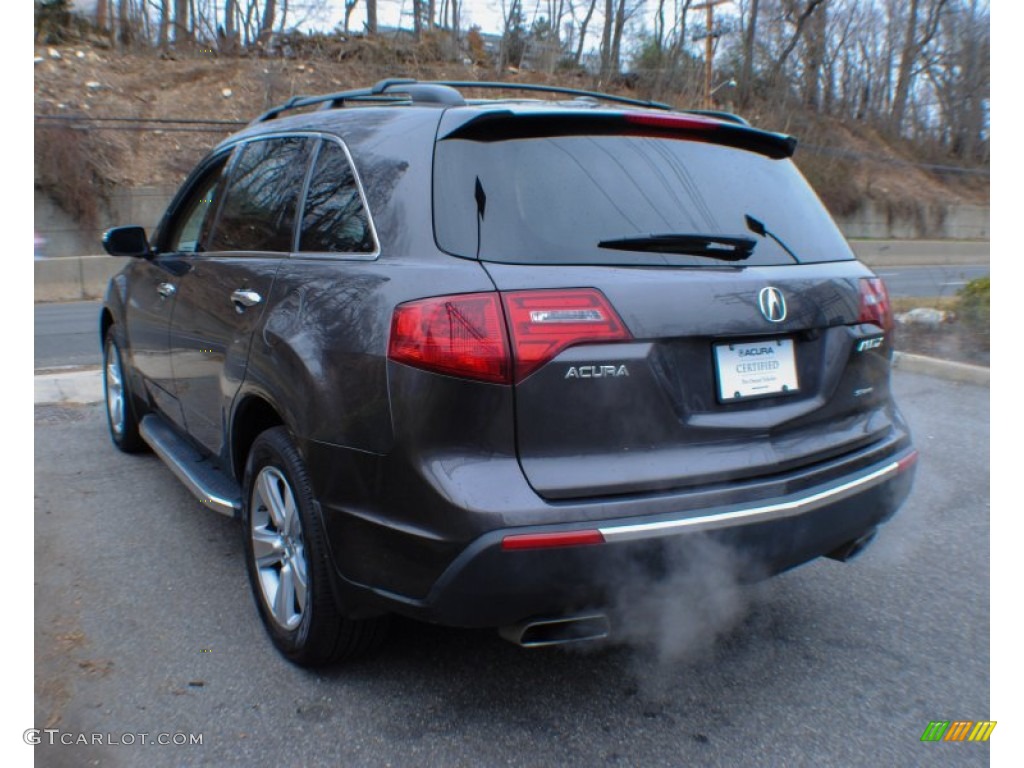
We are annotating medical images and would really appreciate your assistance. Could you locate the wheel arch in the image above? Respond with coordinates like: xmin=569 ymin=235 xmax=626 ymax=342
xmin=230 ymin=392 xmax=288 ymax=483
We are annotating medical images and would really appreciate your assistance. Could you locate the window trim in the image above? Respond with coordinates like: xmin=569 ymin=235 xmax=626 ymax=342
xmin=290 ymin=133 xmax=381 ymax=262
xmin=153 ymin=150 xmax=233 ymax=256
xmin=202 ymin=134 xmax=316 ymax=257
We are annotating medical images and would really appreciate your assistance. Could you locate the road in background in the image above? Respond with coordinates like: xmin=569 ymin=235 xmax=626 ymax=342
xmin=35 ymin=300 xmax=102 ymax=369
xmin=875 ymin=264 xmax=989 ymax=299
xmin=33 ymin=372 xmax=989 ymax=766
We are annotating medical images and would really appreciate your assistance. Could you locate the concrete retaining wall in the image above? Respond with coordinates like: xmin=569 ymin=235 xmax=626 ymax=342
xmin=35 ymin=186 xmax=176 ymax=258
xmin=35 ymin=255 xmax=126 ymax=302
xmin=835 ymin=201 xmax=989 ymax=240
xmin=35 ymin=187 xmax=990 ymax=259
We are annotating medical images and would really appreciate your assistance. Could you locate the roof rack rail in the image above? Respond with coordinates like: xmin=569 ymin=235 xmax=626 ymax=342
xmin=428 ymin=81 xmax=674 ymax=111
xmin=252 ymin=79 xmax=675 ymax=124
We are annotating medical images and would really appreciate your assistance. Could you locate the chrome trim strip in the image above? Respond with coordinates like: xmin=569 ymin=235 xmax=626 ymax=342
xmin=215 ymin=131 xmax=383 ymax=261
xmin=140 ymin=420 xmax=240 ymax=518
xmin=598 ymin=460 xmax=901 ymax=543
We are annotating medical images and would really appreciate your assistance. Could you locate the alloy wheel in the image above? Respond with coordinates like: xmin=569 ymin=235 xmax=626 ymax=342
xmin=250 ymin=466 xmax=308 ymax=631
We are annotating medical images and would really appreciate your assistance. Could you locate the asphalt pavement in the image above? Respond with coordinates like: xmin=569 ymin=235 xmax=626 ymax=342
xmin=35 ymin=300 xmax=102 ymax=370
xmin=33 ymin=371 xmax=989 ymax=767
xmin=873 ymin=264 xmax=989 ymax=299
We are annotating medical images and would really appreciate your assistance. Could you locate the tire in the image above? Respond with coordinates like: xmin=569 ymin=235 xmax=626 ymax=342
xmin=242 ymin=426 xmax=388 ymax=666
xmin=103 ymin=330 xmax=147 ymax=453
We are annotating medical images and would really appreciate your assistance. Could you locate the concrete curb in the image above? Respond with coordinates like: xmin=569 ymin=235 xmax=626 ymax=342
xmin=35 ymin=367 xmax=104 ymax=405
xmin=891 ymin=352 xmax=989 ymax=387
xmin=33 ymin=353 xmax=988 ymax=408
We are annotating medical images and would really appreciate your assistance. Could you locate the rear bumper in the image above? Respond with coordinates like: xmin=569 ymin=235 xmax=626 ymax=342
xmin=316 ymin=440 xmax=917 ymax=628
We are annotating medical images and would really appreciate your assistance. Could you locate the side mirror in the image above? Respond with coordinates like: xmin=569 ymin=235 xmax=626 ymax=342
xmin=103 ymin=226 xmax=153 ymax=258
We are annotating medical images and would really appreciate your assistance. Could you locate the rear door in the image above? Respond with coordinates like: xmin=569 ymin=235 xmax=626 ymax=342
xmin=433 ymin=112 xmax=894 ymax=500
xmin=168 ymin=136 xmax=314 ymax=457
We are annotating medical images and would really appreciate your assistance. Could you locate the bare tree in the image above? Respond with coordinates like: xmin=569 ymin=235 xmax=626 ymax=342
xmin=158 ymin=0 xmax=170 ymax=46
xmin=260 ymin=0 xmax=276 ymax=41
xmin=739 ymin=0 xmax=760 ymax=106
xmin=97 ymin=0 xmax=109 ymax=30
xmin=174 ymin=0 xmax=192 ymax=46
xmin=765 ymin=0 xmax=827 ymax=85
xmin=891 ymin=0 xmax=948 ymax=134
xmin=366 ymin=0 xmax=378 ymax=34
xmin=571 ymin=0 xmax=598 ymax=65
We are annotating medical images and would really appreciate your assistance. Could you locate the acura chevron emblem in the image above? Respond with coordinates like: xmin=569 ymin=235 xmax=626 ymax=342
xmin=758 ymin=287 xmax=787 ymax=323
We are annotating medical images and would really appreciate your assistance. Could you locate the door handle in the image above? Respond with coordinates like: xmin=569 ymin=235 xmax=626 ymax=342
xmin=231 ymin=289 xmax=262 ymax=311
xmin=157 ymin=282 xmax=176 ymax=298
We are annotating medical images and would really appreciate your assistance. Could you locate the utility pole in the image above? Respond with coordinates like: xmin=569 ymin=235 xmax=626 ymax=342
xmin=692 ymin=0 xmax=732 ymax=109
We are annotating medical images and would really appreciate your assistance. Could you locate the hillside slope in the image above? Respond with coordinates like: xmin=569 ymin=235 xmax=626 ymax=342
xmin=33 ymin=41 xmax=988 ymax=218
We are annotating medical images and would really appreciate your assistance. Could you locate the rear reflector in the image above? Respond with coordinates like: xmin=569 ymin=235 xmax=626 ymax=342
xmin=858 ymin=277 xmax=894 ymax=332
xmin=896 ymin=450 xmax=919 ymax=473
xmin=388 ymin=292 xmax=511 ymax=384
xmin=502 ymin=289 xmax=631 ymax=382
xmin=502 ymin=530 xmax=606 ymax=550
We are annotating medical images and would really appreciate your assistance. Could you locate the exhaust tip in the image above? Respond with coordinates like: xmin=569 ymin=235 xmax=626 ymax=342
xmin=499 ymin=614 xmax=610 ymax=648
xmin=826 ymin=529 xmax=878 ymax=562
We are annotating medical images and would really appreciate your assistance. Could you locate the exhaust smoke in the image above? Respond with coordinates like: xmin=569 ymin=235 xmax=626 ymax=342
xmin=603 ymin=535 xmax=762 ymax=668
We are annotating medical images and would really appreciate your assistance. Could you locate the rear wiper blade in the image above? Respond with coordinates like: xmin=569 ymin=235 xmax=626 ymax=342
xmin=597 ymin=233 xmax=755 ymax=261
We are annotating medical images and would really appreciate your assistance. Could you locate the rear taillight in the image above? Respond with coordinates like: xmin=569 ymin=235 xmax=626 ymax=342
xmin=501 ymin=289 xmax=632 ymax=382
xmin=388 ymin=292 xmax=511 ymax=384
xmin=388 ymin=288 xmax=631 ymax=384
xmin=858 ymin=277 xmax=893 ymax=332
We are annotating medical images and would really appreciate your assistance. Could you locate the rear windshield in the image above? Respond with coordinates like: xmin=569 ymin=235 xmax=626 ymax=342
xmin=433 ymin=135 xmax=854 ymax=267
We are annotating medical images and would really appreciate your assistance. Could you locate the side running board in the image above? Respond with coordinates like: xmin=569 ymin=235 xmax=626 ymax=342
xmin=139 ymin=414 xmax=242 ymax=518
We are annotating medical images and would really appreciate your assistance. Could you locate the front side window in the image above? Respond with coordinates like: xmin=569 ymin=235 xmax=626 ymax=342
xmin=299 ymin=140 xmax=375 ymax=254
xmin=207 ymin=137 xmax=313 ymax=253
xmin=166 ymin=160 xmax=226 ymax=253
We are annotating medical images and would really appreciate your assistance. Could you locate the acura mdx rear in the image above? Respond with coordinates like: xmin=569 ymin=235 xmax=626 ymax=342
xmin=102 ymin=84 xmax=916 ymax=665
xmin=331 ymin=105 xmax=916 ymax=641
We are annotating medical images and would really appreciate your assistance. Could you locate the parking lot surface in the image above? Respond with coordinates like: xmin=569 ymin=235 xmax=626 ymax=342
xmin=34 ymin=371 xmax=988 ymax=767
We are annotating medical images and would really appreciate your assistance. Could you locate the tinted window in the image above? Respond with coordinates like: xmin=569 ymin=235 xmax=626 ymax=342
xmin=208 ymin=138 xmax=312 ymax=252
xmin=299 ymin=141 xmax=375 ymax=254
xmin=433 ymin=136 xmax=854 ymax=267
xmin=166 ymin=160 xmax=226 ymax=253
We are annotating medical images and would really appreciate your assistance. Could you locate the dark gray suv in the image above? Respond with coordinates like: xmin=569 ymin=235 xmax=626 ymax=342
xmin=100 ymin=79 xmax=917 ymax=666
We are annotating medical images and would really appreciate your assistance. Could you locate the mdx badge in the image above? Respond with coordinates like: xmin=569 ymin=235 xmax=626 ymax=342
xmin=758 ymin=286 xmax=787 ymax=323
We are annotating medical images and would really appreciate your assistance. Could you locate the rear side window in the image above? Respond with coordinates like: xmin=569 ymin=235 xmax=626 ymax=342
xmin=299 ymin=141 xmax=376 ymax=254
xmin=208 ymin=137 xmax=312 ymax=252
xmin=433 ymin=135 xmax=854 ymax=267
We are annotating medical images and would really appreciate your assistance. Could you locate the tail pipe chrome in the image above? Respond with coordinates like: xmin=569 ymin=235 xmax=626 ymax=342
xmin=499 ymin=614 xmax=610 ymax=648
xmin=825 ymin=529 xmax=878 ymax=562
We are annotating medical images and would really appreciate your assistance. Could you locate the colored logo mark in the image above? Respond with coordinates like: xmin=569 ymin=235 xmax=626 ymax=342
xmin=921 ymin=720 xmax=996 ymax=742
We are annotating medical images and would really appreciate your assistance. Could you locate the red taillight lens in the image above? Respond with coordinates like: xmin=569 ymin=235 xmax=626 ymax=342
xmin=858 ymin=277 xmax=893 ymax=332
xmin=501 ymin=289 xmax=632 ymax=382
xmin=501 ymin=530 xmax=606 ymax=550
xmin=388 ymin=288 xmax=631 ymax=385
xmin=624 ymin=113 xmax=719 ymax=132
xmin=388 ymin=292 xmax=511 ymax=384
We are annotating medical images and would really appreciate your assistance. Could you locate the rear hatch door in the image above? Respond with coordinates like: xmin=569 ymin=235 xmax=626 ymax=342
xmin=433 ymin=110 xmax=895 ymax=500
